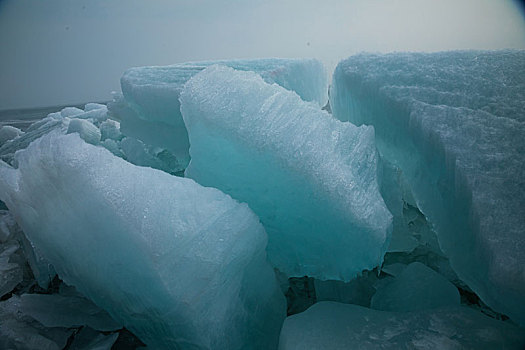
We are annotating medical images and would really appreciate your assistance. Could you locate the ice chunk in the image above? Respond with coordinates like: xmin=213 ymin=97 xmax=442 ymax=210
xmin=0 ymin=115 xmax=66 ymax=164
xmin=19 ymin=294 xmax=121 ymax=331
xmin=0 ymin=295 xmax=73 ymax=350
xmin=331 ymin=50 xmax=525 ymax=324
xmin=0 ymin=240 xmax=23 ymax=297
xmin=120 ymin=137 xmax=183 ymax=175
xmin=0 ymin=132 xmax=285 ymax=349
xmin=279 ymin=302 xmax=525 ymax=349
xmin=181 ymin=65 xmax=392 ymax=281
xmin=110 ymin=58 xmax=327 ymax=168
xmin=99 ymin=119 xmax=122 ymax=141
xmin=60 ymin=107 xmax=84 ymax=118
xmin=0 ymin=210 xmax=17 ymax=242
xmin=0 ymin=125 xmax=24 ymax=146
xmin=18 ymin=232 xmax=56 ymax=289
xmin=109 ymin=93 xmax=190 ymax=168
xmin=0 ymin=210 xmax=55 ymax=289
xmin=67 ymin=119 xmax=101 ymax=145
xmin=371 ymin=262 xmax=459 ymax=311
xmin=69 ymin=327 xmax=119 ymax=350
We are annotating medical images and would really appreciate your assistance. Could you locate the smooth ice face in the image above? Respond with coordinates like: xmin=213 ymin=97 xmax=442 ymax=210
xmin=181 ymin=65 xmax=392 ymax=281
xmin=331 ymin=50 xmax=525 ymax=325
xmin=371 ymin=262 xmax=460 ymax=312
xmin=110 ymin=58 xmax=328 ymax=168
xmin=279 ymin=302 xmax=525 ymax=350
xmin=0 ymin=132 xmax=285 ymax=349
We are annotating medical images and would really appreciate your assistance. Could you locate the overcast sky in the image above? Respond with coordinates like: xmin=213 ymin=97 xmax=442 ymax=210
xmin=0 ymin=0 xmax=524 ymax=110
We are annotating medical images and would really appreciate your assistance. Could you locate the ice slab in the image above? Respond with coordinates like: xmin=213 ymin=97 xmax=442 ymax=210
xmin=371 ymin=262 xmax=459 ymax=311
xmin=331 ymin=50 xmax=525 ymax=324
xmin=181 ymin=65 xmax=392 ymax=281
xmin=279 ymin=302 xmax=525 ymax=349
xmin=110 ymin=58 xmax=328 ymax=169
xmin=0 ymin=132 xmax=285 ymax=349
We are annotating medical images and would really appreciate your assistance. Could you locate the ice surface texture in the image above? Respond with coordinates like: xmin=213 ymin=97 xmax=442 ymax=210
xmin=181 ymin=65 xmax=392 ymax=281
xmin=331 ymin=50 xmax=525 ymax=324
xmin=279 ymin=302 xmax=525 ymax=349
xmin=111 ymin=58 xmax=328 ymax=168
xmin=0 ymin=132 xmax=285 ymax=349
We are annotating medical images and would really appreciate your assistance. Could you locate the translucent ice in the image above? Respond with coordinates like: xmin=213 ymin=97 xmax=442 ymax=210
xmin=371 ymin=262 xmax=459 ymax=311
xmin=110 ymin=58 xmax=328 ymax=169
xmin=279 ymin=302 xmax=525 ymax=349
xmin=181 ymin=65 xmax=392 ymax=281
xmin=0 ymin=132 xmax=285 ymax=349
xmin=331 ymin=50 xmax=525 ymax=324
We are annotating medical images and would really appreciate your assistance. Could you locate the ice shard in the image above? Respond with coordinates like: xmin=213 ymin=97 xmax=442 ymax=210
xmin=0 ymin=132 xmax=285 ymax=349
xmin=110 ymin=58 xmax=328 ymax=169
xmin=180 ymin=65 xmax=392 ymax=281
xmin=331 ymin=50 xmax=525 ymax=324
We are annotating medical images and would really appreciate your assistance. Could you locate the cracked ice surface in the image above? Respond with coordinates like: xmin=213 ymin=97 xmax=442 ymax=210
xmin=331 ymin=50 xmax=525 ymax=325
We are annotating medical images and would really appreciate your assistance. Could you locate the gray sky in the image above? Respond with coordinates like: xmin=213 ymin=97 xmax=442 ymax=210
xmin=1 ymin=0 xmax=524 ymax=110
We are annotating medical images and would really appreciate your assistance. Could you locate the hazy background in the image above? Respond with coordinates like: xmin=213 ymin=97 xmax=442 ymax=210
xmin=1 ymin=0 xmax=524 ymax=110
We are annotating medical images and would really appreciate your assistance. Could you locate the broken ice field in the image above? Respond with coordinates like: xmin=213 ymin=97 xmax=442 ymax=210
xmin=0 ymin=52 xmax=523 ymax=349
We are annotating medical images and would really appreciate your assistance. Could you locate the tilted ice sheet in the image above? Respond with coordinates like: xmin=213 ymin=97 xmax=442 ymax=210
xmin=110 ymin=58 xmax=328 ymax=167
xmin=0 ymin=132 xmax=285 ymax=349
xmin=331 ymin=50 xmax=525 ymax=324
xmin=279 ymin=302 xmax=525 ymax=349
xmin=181 ymin=65 xmax=392 ymax=281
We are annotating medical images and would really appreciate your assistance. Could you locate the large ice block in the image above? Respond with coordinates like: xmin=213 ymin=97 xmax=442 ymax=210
xmin=181 ymin=65 xmax=392 ymax=281
xmin=331 ymin=50 xmax=525 ymax=324
xmin=110 ymin=58 xmax=328 ymax=168
xmin=279 ymin=302 xmax=525 ymax=349
xmin=0 ymin=132 xmax=285 ymax=349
